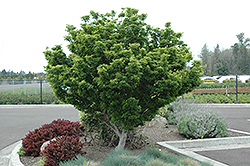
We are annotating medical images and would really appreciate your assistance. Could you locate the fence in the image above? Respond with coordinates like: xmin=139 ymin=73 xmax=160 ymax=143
xmin=0 ymin=80 xmax=55 ymax=104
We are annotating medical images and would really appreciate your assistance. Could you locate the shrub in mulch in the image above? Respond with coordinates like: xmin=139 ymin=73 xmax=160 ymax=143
xmin=41 ymin=135 xmax=86 ymax=166
xmin=22 ymin=119 xmax=85 ymax=157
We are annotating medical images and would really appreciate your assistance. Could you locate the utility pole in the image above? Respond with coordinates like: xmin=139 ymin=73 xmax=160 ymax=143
xmin=236 ymin=75 xmax=238 ymax=102
xmin=40 ymin=80 xmax=43 ymax=104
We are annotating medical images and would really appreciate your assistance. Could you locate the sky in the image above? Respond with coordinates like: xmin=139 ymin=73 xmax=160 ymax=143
xmin=1 ymin=0 xmax=250 ymax=73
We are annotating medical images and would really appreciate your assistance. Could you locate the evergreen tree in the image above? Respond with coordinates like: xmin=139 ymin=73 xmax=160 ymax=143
xmin=199 ymin=44 xmax=211 ymax=75
xmin=44 ymin=8 xmax=204 ymax=149
xmin=212 ymin=44 xmax=221 ymax=75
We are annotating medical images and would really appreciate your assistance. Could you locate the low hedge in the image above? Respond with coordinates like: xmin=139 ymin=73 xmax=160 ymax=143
xmin=166 ymin=101 xmax=228 ymax=139
xmin=0 ymin=93 xmax=60 ymax=104
xmin=177 ymin=110 xmax=228 ymax=139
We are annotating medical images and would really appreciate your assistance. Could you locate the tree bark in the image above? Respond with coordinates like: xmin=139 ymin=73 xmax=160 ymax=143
xmin=115 ymin=129 xmax=127 ymax=150
xmin=102 ymin=121 xmax=128 ymax=150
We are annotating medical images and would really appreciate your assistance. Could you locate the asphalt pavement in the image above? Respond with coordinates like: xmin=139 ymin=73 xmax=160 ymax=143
xmin=0 ymin=105 xmax=79 ymax=150
xmin=197 ymin=148 xmax=250 ymax=166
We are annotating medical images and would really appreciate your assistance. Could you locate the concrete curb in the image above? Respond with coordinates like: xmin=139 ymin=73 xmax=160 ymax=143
xmin=0 ymin=141 xmax=23 ymax=166
xmin=9 ymin=141 xmax=23 ymax=166
xmin=157 ymin=136 xmax=250 ymax=166
xmin=157 ymin=142 xmax=228 ymax=166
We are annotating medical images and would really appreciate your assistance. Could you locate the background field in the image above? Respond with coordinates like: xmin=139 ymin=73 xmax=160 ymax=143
xmin=1 ymin=80 xmax=250 ymax=104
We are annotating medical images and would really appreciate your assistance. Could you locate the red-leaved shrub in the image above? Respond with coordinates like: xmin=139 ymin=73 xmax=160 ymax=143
xmin=41 ymin=135 xmax=86 ymax=166
xmin=22 ymin=119 xmax=85 ymax=157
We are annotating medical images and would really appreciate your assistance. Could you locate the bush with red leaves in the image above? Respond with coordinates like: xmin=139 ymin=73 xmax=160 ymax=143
xmin=40 ymin=135 xmax=86 ymax=166
xmin=22 ymin=119 xmax=85 ymax=157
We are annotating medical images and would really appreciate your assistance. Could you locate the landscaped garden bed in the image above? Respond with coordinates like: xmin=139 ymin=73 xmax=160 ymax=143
xmin=18 ymin=102 xmax=247 ymax=166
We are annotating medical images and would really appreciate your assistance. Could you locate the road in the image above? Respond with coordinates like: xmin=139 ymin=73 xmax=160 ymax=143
xmin=201 ymin=104 xmax=250 ymax=133
xmin=0 ymin=105 xmax=79 ymax=150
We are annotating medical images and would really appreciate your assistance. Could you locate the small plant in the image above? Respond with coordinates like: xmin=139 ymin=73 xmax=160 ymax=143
xmin=59 ymin=155 xmax=89 ymax=166
xmin=33 ymin=156 xmax=47 ymax=166
xmin=165 ymin=101 xmax=197 ymax=125
xmin=145 ymin=158 xmax=171 ymax=166
xmin=177 ymin=158 xmax=200 ymax=166
xmin=157 ymin=105 xmax=170 ymax=117
xmin=17 ymin=147 xmax=25 ymax=156
xmin=41 ymin=135 xmax=86 ymax=166
xmin=102 ymin=149 xmax=144 ymax=166
xmin=177 ymin=110 xmax=228 ymax=139
xmin=22 ymin=119 xmax=85 ymax=157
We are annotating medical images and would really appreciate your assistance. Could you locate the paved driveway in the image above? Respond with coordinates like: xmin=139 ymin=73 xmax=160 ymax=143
xmin=0 ymin=105 xmax=79 ymax=150
xmin=196 ymin=104 xmax=250 ymax=166
xmin=201 ymin=104 xmax=250 ymax=133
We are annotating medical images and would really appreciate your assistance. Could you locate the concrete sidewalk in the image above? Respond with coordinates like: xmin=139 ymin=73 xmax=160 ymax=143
xmin=0 ymin=141 xmax=22 ymax=166
xmin=157 ymin=135 xmax=250 ymax=166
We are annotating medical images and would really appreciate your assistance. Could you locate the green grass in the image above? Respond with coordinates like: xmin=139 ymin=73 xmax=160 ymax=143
xmin=179 ymin=93 xmax=250 ymax=103
xmin=0 ymin=92 xmax=59 ymax=104
xmin=59 ymin=148 xmax=211 ymax=166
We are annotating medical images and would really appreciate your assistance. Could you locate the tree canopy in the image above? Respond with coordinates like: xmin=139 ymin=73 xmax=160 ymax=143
xmin=199 ymin=33 xmax=250 ymax=76
xmin=44 ymin=8 xmax=203 ymax=149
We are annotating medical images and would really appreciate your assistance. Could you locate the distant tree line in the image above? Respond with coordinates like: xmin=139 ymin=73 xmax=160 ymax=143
xmin=199 ymin=33 xmax=250 ymax=76
xmin=0 ymin=69 xmax=46 ymax=80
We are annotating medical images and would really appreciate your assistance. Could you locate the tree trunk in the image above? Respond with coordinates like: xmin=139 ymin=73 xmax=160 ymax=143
xmin=115 ymin=129 xmax=127 ymax=150
xmin=104 ymin=122 xmax=128 ymax=150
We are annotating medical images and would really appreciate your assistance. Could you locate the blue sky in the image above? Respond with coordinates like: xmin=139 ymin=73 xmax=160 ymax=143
xmin=1 ymin=0 xmax=250 ymax=73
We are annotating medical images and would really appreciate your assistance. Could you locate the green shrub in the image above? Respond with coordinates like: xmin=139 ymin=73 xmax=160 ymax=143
xmin=177 ymin=158 xmax=200 ymax=166
xmin=139 ymin=148 xmax=181 ymax=164
xmin=157 ymin=105 xmax=170 ymax=117
xmin=102 ymin=149 xmax=144 ymax=166
xmin=59 ymin=155 xmax=88 ymax=166
xmin=145 ymin=159 xmax=172 ymax=166
xmin=33 ymin=156 xmax=46 ymax=166
xmin=102 ymin=148 xmax=211 ymax=166
xmin=165 ymin=102 xmax=198 ymax=125
xmin=177 ymin=110 xmax=228 ymax=139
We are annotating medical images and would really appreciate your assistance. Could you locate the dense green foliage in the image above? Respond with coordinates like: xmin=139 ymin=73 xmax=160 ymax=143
xmin=180 ymin=93 xmax=250 ymax=103
xmin=193 ymin=93 xmax=250 ymax=104
xmin=44 ymin=7 xmax=203 ymax=149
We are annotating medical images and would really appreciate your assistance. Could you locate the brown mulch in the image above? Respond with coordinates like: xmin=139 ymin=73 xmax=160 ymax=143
xmin=20 ymin=122 xmax=247 ymax=166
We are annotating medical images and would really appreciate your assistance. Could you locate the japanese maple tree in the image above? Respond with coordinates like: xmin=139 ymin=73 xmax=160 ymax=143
xmin=44 ymin=8 xmax=203 ymax=149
